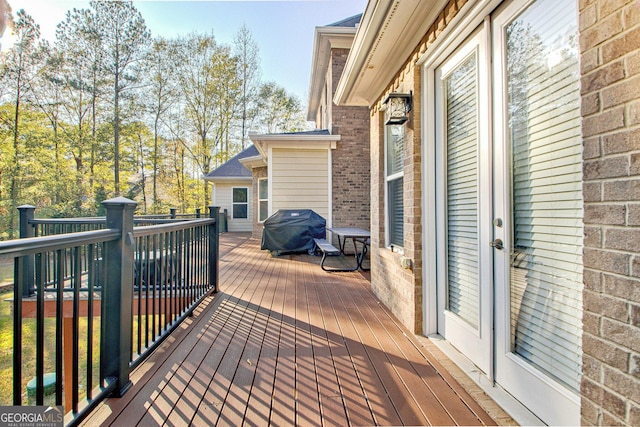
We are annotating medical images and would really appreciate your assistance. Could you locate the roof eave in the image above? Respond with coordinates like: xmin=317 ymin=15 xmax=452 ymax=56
xmin=334 ymin=0 xmax=447 ymax=107
xmin=307 ymin=26 xmax=357 ymax=121
xmin=239 ymin=155 xmax=267 ymax=170
xmin=204 ymin=176 xmax=253 ymax=183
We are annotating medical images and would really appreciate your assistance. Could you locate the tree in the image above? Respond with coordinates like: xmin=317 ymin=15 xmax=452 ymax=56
xmin=233 ymin=24 xmax=260 ymax=149
xmin=0 ymin=9 xmax=44 ymax=237
xmin=143 ymin=37 xmax=180 ymax=212
xmin=54 ymin=6 xmax=108 ymax=212
xmin=176 ymin=33 xmax=241 ymax=207
xmin=91 ymin=0 xmax=150 ymax=196
xmin=255 ymin=82 xmax=307 ymax=134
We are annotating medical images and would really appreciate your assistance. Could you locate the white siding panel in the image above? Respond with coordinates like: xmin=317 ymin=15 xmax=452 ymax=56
xmin=212 ymin=182 xmax=252 ymax=232
xmin=271 ymin=148 xmax=330 ymax=221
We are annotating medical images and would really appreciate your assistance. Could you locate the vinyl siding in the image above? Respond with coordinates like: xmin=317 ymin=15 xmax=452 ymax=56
xmin=212 ymin=182 xmax=252 ymax=232
xmin=271 ymin=148 xmax=330 ymax=222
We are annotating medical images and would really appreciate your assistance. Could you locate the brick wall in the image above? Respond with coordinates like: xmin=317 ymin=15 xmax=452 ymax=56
xmin=579 ymin=0 xmax=640 ymax=425
xmin=367 ymin=58 xmax=423 ymax=333
xmin=329 ymin=48 xmax=371 ymax=231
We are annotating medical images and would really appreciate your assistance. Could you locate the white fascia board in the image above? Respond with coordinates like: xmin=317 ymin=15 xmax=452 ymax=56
xmin=307 ymin=26 xmax=357 ymax=121
xmin=249 ymin=133 xmax=340 ymax=161
xmin=334 ymin=0 xmax=446 ymax=107
xmin=204 ymin=176 xmax=252 ymax=184
xmin=239 ymin=155 xmax=267 ymax=170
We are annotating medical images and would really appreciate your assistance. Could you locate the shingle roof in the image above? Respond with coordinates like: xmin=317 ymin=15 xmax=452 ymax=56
xmin=328 ymin=14 xmax=362 ymax=28
xmin=205 ymin=144 xmax=259 ymax=179
xmin=263 ymin=129 xmax=330 ymax=136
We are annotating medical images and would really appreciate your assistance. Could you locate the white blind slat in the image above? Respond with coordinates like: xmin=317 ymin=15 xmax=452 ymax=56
xmin=507 ymin=0 xmax=582 ymax=392
xmin=445 ymin=51 xmax=480 ymax=329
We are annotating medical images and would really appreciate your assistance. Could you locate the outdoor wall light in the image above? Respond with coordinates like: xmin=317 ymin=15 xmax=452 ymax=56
xmin=384 ymin=92 xmax=412 ymax=125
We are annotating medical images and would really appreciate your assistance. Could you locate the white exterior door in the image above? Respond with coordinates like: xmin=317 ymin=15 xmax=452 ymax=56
xmin=491 ymin=0 xmax=582 ymax=424
xmin=434 ymin=27 xmax=493 ymax=375
xmin=428 ymin=0 xmax=582 ymax=424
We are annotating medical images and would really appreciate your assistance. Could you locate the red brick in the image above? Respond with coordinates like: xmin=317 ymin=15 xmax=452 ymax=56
xmin=603 ymin=129 xmax=640 ymax=155
xmin=630 ymin=99 xmax=640 ymax=126
xmin=583 ymin=333 xmax=630 ymax=371
xmin=585 ymin=289 xmax=629 ymax=322
xmin=580 ymin=4 xmax=597 ymax=31
xmin=604 ymin=273 xmax=640 ymax=301
xmin=624 ymin=1 xmax=640 ymax=27
xmin=584 ymin=268 xmax=604 ymax=292
xmin=581 ymin=397 xmax=601 ymax=425
xmin=630 ymin=403 xmax=640 ymax=427
xmin=629 ymin=204 xmax=640 ymax=225
xmin=584 ymin=156 xmax=629 ymax=179
xmin=602 ymin=74 xmax=640 ymax=109
xmin=581 ymin=13 xmax=624 ymax=50
xmin=584 ymin=204 xmax=626 ymax=224
xmin=582 ymin=107 xmax=625 ymax=138
xmin=581 ymin=60 xmax=625 ymax=94
xmin=600 ymin=0 xmax=636 ymax=18
xmin=585 ymin=248 xmax=630 ymax=274
xmin=601 ymin=317 xmax=640 ymax=352
xmin=581 ymin=47 xmax=600 ymax=74
xmin=628 ymin=50 xmax=640 ymax=76
xmin=584 ymin=225 xmax=602 ymax=247
xmin=632 ymin=153 xmax=640 ymax=176
xmin=605 ymin=228 xmax=640 ymax=252
xmin=602 ymin=26 xmax=640 ymax=63
xmin=582 ymin=92 xmax=601 ymax=116
xmin=603 ymin=180 xmax=640 ymax=201
xmin=583 ymin=182 xmax=602 ymax=202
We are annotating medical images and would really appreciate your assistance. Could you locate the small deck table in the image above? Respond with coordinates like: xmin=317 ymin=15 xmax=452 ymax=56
xmin=327 ymin=227 xmax=370 ymax=271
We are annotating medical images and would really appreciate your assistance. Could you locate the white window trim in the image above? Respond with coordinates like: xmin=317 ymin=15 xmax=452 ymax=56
xmin=384 ymin=124 xmax=404 ymax=251
xmin=232 ymin=187 xmax=249 ymax=220
xmin=258 ymin=178 xmax=269 ymax=223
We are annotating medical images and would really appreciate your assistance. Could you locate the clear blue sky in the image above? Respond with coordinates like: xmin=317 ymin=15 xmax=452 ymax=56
xmin=5 ymin=0 xmax=367 ymax=103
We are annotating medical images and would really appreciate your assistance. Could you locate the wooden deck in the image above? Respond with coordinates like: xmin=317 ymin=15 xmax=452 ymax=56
xmin=84 ymin=234 xmax=497 ymax=426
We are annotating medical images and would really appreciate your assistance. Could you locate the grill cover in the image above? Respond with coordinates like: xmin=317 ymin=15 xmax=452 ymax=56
xmin=261 ymin=209 xmax=326 ymax=255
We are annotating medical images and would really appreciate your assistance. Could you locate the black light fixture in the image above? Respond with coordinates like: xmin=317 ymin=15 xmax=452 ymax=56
xmin=384 ymin=92 xmax=412 ymax=125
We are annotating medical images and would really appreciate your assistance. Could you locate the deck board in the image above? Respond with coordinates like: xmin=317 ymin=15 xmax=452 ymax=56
xmin=83 ymin=235 xmax=498 ymax=427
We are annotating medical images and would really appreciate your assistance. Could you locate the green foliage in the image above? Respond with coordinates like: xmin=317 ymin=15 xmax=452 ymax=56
xmin=0 ymin=5 xmax=310 ymax=239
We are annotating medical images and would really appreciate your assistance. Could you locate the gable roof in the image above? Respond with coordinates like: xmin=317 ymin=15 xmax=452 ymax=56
xmin=204 ymin=144 xmax=259 ymax=181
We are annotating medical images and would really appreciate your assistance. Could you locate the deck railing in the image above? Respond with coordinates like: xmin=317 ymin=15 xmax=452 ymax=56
xmin=0 ymin=198 xmax=220 ymax=426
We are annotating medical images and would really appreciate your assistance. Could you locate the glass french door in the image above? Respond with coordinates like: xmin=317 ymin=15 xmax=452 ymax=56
xmin=431 ymin=0 xmax=583 ymax=424
xmin=492 ymin=0 xmax=582 ymax=424
xmin=435 ymin=26 xmax=492 ymax=376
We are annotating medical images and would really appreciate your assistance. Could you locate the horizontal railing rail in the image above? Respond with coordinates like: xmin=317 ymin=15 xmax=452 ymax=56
xmin=1 ymin=199 xmax=220 ymax=426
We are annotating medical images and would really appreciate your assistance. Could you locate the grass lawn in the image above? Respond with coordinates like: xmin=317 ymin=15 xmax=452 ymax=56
xmin=0 ymin=289 xmax=102 ymax=406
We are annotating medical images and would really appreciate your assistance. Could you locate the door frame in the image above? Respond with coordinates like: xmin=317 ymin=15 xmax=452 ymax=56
xmin=432 ymin=22 xmax=494 ymax=377
xmin=421 ymin=0 xmax=582 ymax=424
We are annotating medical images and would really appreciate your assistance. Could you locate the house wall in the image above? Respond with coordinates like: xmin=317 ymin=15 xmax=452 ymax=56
xmin=270 ymin=148 xmax=330 ymax=222
xmin=368 ymin=60 xmax=423 ymax=333
xmin=212 ymin=181 xmax=252 ymax=232
xmin=251 ymin=166 xmax=268 ymax=239
xmin=329 ymin=48 xmax=371 ymax=233
xmin=361 ymin=0 xmax=640 ymax=423
xmin=579 ymin=1 xmax=640 ymax=425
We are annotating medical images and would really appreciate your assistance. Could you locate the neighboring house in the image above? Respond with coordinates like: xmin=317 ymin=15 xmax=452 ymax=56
xmin=217 ymin=14 xmax=370 ymax=240
xmin=334 ymin=0 xmax=639 ymax=426
xmin=204 ymin=145 xmax=258 ymax=232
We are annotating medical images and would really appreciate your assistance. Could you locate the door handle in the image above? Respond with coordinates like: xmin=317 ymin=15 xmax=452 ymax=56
xmin=490 ymin=238 xmax=504 ymax=250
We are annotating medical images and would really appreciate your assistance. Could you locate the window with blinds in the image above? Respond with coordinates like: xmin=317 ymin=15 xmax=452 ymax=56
xmin=444 ymin=52 xmax=479 ymax=329
xmin=385 ymin=125 xmax=404 ymax=248
xmin=506 ymin=0 xmax=582 ymax=392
